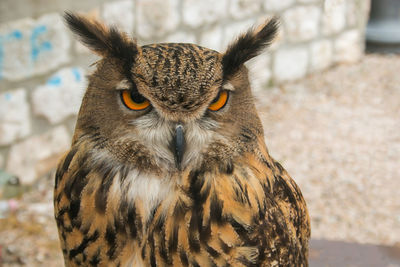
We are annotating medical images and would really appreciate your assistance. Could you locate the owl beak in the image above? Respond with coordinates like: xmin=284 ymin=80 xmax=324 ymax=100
xmin=173 ymin=124 xmax=185 ymax=170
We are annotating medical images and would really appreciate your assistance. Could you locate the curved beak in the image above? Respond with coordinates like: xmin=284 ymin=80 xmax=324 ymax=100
xmin=172 ymin=124 xmax=185 ymax=170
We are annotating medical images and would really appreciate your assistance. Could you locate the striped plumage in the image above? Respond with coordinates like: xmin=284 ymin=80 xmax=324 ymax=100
xmin=54 ymin=12 xmax=310 ymax=266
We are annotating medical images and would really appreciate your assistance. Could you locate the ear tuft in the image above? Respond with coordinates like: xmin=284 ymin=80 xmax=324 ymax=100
xmin=63 ymin=12 xmax=138 ymax=64
xmin=222 ymin=17 xmax=279 ymax=79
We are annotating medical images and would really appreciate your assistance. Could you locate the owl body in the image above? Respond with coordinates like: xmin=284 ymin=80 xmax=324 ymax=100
xmin=54 ymin=13 xmax=310 ymax=267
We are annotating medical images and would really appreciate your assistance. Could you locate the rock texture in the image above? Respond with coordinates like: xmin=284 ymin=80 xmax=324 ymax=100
xmin=32 ymin=67 xmax=86 ymax=124
xmin=6 ymin=126 xmax=70 ymax=184
xmin=0 ymin=89 xmax=31 ymax=145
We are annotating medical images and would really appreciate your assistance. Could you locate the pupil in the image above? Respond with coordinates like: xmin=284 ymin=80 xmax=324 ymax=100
xmin=131 ymin=91 xmax=146 ymax=103
xmin=211 ymin=91 xmax=221 ymax=103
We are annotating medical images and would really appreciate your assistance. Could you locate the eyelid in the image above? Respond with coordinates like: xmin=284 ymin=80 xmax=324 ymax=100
xmin=222 ymin=82 xmax=235 ymax=91
xmin=115 ymin=79 xmax=132 ymax=90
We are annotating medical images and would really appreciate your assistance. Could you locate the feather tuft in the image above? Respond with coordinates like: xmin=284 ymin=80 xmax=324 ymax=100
xmin=222 ymin=17 xmax=279 ymax=79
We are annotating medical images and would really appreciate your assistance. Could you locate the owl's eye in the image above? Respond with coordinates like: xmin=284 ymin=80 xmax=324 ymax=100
xmin=121 ymin=90 xmax=150 ymax=110
xmin=208 ymin=90 xmax=229 ymax=111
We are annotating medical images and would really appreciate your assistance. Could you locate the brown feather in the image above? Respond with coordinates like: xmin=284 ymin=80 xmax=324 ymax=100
xmin=55 ymin=13 xmax=310 ymax=267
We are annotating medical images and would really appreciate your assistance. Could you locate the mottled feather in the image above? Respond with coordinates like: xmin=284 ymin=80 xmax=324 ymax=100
xmin=54 ymin=12 xmax=310 ymax=267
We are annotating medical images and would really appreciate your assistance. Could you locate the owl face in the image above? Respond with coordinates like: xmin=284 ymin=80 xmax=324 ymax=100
xmin=65 ymin=13 xmax=278 ymax=174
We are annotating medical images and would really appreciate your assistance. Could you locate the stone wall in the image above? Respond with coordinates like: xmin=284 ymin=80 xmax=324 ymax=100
xmin=0 ymin=0 xmax=370 ymax=184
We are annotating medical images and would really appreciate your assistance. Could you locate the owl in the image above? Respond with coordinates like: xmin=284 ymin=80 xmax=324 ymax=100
xmin=54 ymin=12 xmax=310 ymax=267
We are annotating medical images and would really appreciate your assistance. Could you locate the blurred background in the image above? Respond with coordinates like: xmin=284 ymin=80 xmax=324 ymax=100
xmin=0 ymin=0 xmax=399 ymax=266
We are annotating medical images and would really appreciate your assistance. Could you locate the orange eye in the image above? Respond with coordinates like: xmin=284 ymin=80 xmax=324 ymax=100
xmin=208 ymin=90 xmax=229 ymax=111
xmin=121 ymin=90 xmax=150 ymax=111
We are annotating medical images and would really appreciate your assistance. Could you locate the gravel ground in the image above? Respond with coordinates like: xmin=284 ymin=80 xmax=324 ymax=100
xmin=0 ymin=172 xmax=63 ymax=266
xmin=257 ymin=54 xmax=400 ymax=246
xmin=0 ymin=54 xmax=399 ymax=266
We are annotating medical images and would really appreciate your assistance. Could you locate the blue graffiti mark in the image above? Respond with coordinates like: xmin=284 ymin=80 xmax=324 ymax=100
xmin=0 ymin=30 xmax=24 ymax=80
xmin=4 ymin=93 xmax=12 ymax=101
xmin=11 ymin=30 xmax=23 ymax=40
xmin=72 ymin=68 xmax=81 ymax=82
xmin=31 ymin=25 xmax=52 ymax=61
xmin=47 ymin=76 xmax=61 ymax=86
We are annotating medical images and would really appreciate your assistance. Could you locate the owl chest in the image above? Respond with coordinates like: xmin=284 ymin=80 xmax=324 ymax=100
xmin=102 ymin=170 xmax=176 ymax=227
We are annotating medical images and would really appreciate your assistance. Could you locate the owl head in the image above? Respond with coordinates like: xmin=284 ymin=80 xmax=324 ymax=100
xmin=64 ymin=12 xmax=278 ymax=174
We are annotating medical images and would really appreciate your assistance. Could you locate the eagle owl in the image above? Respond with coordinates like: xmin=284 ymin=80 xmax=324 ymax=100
xmin=54 ymin=12 xmax=310 ymax=267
